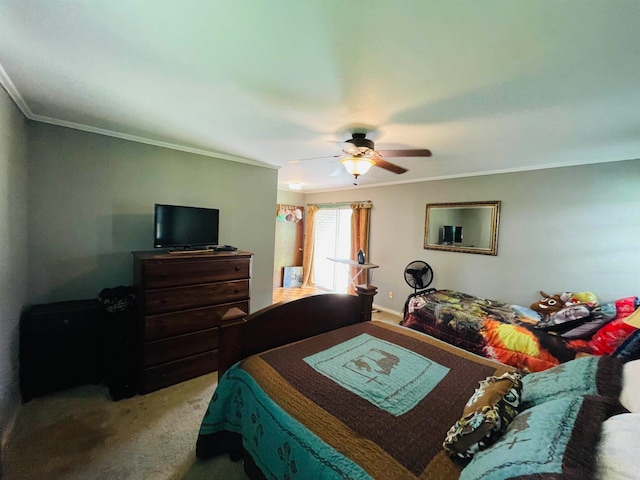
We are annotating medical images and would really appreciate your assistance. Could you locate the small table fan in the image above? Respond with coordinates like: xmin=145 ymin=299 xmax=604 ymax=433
xmin=403 ymin=260 xmax=434 ymax=294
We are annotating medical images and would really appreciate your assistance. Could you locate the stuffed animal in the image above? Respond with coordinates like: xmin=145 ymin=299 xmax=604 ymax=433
xmin=570 ymin=291 xmax=599 ymax=307
xmin=560 ymin=292 xmax=575 ymax=304
xmin=530 ymin=291 xmax=566 ymax=317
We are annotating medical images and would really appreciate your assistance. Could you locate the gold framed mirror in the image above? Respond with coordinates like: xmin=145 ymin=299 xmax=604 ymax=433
xmin=423 ymin=201 xmax=501 ymax=255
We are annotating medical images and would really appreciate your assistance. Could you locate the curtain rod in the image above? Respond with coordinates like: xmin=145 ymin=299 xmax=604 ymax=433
xmin=313 ymin=201 xmax=371 ymax=208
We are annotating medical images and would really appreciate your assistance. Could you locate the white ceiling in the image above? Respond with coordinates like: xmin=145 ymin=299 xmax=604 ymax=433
xmin=2 ymin=1 xmax=639 ymax=192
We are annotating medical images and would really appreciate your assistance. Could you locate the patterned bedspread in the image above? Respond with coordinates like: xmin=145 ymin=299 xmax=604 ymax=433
xmin=196 ymin=321 xmax=514 ymax=479
xmin=402 ymin=290 xmax=594 ymax=372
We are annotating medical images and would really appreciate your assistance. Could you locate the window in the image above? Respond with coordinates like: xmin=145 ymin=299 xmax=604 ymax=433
xmin=313 ymin=207 xmax=352 ymax=291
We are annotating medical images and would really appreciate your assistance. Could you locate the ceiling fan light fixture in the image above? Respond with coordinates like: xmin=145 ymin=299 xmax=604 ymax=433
xmin=340 ymin=157 xmax=374 ymax=179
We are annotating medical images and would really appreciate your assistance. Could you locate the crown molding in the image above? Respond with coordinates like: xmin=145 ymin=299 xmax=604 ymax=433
xmin=0 ymin=63 xmax=278 ymax=170
xmin=0 ymin=63 xmax=35 ymax=117
xmin=30 ymin=112 xmax=279 ymax=169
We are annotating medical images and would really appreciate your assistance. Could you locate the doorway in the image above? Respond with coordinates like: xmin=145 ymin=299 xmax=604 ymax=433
xmin=273 ymin=204 xmax=304 ymax=287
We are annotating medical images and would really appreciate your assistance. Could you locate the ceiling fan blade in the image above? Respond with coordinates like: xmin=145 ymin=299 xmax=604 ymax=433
xmin=373 ymin=158 xmax=408 ymax=174
xmin=289 ymin=154 xmax=341 ymax=164
xmin=377 ymin=149 xmax=432 ymax=158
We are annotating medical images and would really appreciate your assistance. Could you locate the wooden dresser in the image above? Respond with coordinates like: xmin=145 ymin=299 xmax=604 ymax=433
xmin=132 ymin=250 xmax=252 ymax=393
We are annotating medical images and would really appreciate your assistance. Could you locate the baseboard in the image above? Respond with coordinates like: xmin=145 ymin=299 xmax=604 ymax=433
xmin=372 ymin=303 xmax=403 ymax=318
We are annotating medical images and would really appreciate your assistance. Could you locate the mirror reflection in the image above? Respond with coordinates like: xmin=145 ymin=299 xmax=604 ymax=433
xmin=424 ymin=201 xmax=501 ymax=255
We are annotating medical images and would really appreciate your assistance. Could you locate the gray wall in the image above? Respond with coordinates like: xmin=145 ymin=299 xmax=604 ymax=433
xmin=27 ymin=123 xmax=278 ymax=312
xmin=306 ymin=159 xmax=640 ymax=313
xmin=0 ymin=86 xmax=28 ymax=459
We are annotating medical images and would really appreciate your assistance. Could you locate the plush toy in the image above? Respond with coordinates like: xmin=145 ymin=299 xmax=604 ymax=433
xmin=530 ymin=291 xmax=566 ymax=316
xmin=560 ymin=292 xmax=575 ymax=304
xmin=570 ymin=291 xmax=599 ymax=307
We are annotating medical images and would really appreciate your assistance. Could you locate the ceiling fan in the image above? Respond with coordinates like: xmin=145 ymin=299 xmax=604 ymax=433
xmin=291 ymin=132 xmax=432 ymax=180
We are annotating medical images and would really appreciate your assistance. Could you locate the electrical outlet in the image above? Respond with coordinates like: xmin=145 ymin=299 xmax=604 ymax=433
xmin=388 ymin=291 xmax=393 ymax=299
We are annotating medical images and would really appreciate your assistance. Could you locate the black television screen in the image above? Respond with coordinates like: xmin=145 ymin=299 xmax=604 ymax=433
xmin=154 ymin=204 xmax=219 ymax=249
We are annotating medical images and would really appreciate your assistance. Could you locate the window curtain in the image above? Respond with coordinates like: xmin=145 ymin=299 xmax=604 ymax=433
xmin=349 ymin=201 xmax=372 ymax=293
xmin=301 ymin=204 xmax=319 ymax=287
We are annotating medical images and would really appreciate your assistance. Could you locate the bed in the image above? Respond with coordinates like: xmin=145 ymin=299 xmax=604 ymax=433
xmin=195 ymin=286 xmax=640 ymax=479
xmin=402 ymin=289 xmax=596 ymax=372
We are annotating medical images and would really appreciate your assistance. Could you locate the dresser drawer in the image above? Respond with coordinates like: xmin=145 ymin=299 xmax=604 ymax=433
xmin=144 ymin=328 xmax=219 ymax=367
xmin=142 ymin=257 xmax=251 ymax=288
xmin=144 ymin=301 xmax=249 ymax=341
xmin=141 ymin=350 xmax=218 ymax=394
xmin=144 ymin=279 xmax=250 ymax=314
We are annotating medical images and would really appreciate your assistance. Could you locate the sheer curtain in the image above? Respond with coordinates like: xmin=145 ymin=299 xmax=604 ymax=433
xmin=301 ymin=204 xmax=318 ymax=287
xmin=349 ymin=201 xmax=372 ymax=293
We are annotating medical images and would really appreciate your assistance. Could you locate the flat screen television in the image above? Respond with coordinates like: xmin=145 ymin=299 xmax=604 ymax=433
xmin=154 ymin=203 xmax=219 ymax=249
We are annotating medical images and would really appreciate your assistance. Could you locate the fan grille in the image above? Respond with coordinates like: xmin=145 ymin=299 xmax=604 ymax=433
xmin=404 ymin=261 xmax=433 ymax=293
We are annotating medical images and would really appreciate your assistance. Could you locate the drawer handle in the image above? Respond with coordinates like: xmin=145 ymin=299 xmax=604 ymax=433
xmin=235 ymin=266 xmax=241 ymax=271
xmin=161 ymin=273 xmax=168 ymax=278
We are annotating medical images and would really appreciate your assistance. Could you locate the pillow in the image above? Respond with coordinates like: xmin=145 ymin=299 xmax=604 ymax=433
xmin=521 ymin=355 xmax=623 ymax=410
xmin=619 ymin=359 xmax=640 ymax=413
xmin=590 ymin=319 xmax=637 ymax=355
xmin=613 ymin=329 xmax=640 ymax=362
xmin=590 ymin=296 xmax=639 ymax=355
xmin=561 ymin=302 xmax=617 ymax=339
xmin=596 ymin=413 xmax=640 ymax=480
xmin=623 ymin=304 xmax=640 ymax=328
xmin=443 ymin=371 xmax=522 ymax=458
xmin=460 ymin=395 xmax=619 ymax=480
xmin=510 ymin=304 xmax=542 ymax=322
xmin=535 ymin=304 xmax=592 ymax=332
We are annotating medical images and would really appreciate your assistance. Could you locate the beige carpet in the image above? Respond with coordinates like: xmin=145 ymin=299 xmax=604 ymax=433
xmin=3 ymin=372 xmax=248 ymax=480
xmin=3 ymin=312 xmax=401 ymax=479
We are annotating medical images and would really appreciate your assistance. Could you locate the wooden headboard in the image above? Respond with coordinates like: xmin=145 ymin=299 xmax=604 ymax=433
xmin=217 ymin=285 xmax=377 ymax=377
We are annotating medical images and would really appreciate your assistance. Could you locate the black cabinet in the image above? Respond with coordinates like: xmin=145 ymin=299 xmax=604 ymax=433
xmin=19 ymin=300 xmax=103 ymax=402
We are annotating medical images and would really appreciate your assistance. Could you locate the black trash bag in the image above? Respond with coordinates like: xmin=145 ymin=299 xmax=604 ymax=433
xmin=97 ymin=285 xmax=138 ymax=400
xmin=98 ymin=285 xmax=136 ymax=313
